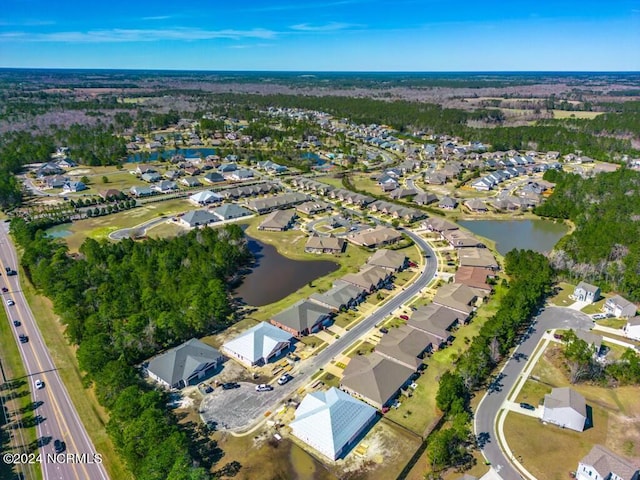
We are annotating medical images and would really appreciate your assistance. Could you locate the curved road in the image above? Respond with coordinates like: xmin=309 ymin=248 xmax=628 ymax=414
xmin=474 ymin=306 xmax=593 ymax=479
xmin=0 ymin=224 xmax=109 ymax=480
xmin=203 ymin=229 xmax=437 ymax=432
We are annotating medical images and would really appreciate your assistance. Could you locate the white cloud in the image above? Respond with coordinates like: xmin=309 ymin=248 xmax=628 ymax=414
xmin=0 ymin=27 xmax=278 ymax=43
xmin=289 ymin=22 xmax=358 ymax=32
xmin=141 ymin=15 xmax=173 ymax=21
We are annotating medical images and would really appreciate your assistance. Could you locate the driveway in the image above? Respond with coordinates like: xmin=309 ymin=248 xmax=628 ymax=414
xmin=474 ymin=306 xmax=593 ymax=480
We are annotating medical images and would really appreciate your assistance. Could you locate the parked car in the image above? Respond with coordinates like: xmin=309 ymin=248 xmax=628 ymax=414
xmin=35 ymin=380 xmax=44 ymax=390
xmin=592 ymin=314 xmax=606 ymax=320
xmin=399 ymin=314 xmax=409 ymax=320
xmin=1 ymin=287 xmax=8 ymax=293
xmin=221 ymin=382 xmax=240 ymax=390
xmin=6 ymin=270 xmax=17 ymax=276
xmin=53 ymin=439 xmax=66 ymax=454
xmin=255 ymin=384 xmax=273 ymax=392
xmin=13 ymin=320 xmax=20 ymax=327
xmin=277 ymin=374 xmax=292 ymax=386
xmin=4 ymin=267 xmax=10 ymax=273
xmin=519 ymin=402 xmax=535 ymax=411
xmin=6 ymin=299 xmax=15 ymax=306
xmin=379 ymin=327 xmax=389 ymax=334
xmin=553 ymin=333 xmax=564 ymax=340
xmin=408 ymin=262 xmax=417 ymax=268
xmin=18 ymin=334 xmax=28 ymax=343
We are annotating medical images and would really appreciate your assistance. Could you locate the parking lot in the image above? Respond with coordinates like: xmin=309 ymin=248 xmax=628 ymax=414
xmin=199 ymin=381 xmax=285 ymax=431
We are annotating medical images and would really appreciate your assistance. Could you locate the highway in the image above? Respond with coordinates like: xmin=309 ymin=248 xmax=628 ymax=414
xmin=474 ymin=306 xmax=593 ymax=479
xmin=0 ymin=223 xmax=109 ymax=480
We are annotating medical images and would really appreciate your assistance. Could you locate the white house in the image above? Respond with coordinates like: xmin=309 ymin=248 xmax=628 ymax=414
xmin=542 ymin=387 xmax=587 ymax=432
xmin=603 ymin=295 xmax=637 ymax=318
xmin=222 ymin=322 xmax=293 ymax=367
xmin=189 ymin=190 xmax=223 ymax=206
xmin=290 ymin=387 xmax=376 ymax=460
xmin=576 ymin=444 xmax=640 ymax=480
xmin=573 ymin=282 xmax=600 ymax=304
xmin=623 ymin=316 xmax=640 ymax=341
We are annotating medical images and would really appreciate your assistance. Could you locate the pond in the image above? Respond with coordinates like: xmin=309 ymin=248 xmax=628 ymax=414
xmin=233 ymin=235 xmax=339 ymax=307
xmin=458 ymin=219 xmax=569 ymax=256
xmin=45 ymin=223 xmax=73 ymax=238
xmin=126 ymin=148 xmax=217 ymax=163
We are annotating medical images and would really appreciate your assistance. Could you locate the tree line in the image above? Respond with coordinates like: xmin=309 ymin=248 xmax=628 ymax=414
xmin=11 ymin=219 xmax=252 ymax=479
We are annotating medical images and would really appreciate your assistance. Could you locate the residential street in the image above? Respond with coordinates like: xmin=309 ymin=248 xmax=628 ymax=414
xmin=0 ymin=224 xmax=110 ymax=480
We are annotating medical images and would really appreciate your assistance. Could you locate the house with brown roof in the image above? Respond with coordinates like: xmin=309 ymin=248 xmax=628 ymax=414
xmin=423 ymin=217 xmax=458 ymax=234
xmin=454 ymin=266 xmax=494 ymax=293
xmin=99 ymin=188 xmax=122 ymax=201
xmin=458 ymin=248 xmax=500 ymax=270
xmin=576 ymin=445 xmax=640 ymax=480
xmin=407 ymin=304 xmax=463 ymax=349
xmin=304 ymin=234 xmax=346 ymax=254
xmin=308 ymin=280 xmax=366 ymax=311
xmin=366 ymin=249 xmax=407 ymax=272
xmin=296 ymin=200 xmax=330 ymax=216
xmin=346 ymin=226 xmax=403 ymax=248
xmin=441 ymin=229 xmax=486 ymax=248
xmin=340 ymin=353 xmax=415 ymax=409
xmin=341 ymin=265 xmax=392 ymax=293
xmin=258 ymin=209 xmax=297 ymax=232
xmin=375 ymin=326 xmax=431 ymax=369
xmin=464 ymin=198 xmax=489 ymax=213
xmin=270 ymin=300 xmax=334 ymax=337
xmin=433 ymin=283 xmax=481 ymax=315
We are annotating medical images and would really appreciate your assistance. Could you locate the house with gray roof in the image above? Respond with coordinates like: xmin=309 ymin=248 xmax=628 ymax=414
xmin=408 ymin=304 xmax=463 ymax=349
xmin=341 ymin=353 xmax=415 ymax=409
xmin=577 ymin=445 xmax=640 ymax=480
xmin=305 ymin=234 xmax=346 ymax=254
xmin=441 ymin=229 xmax=486 ymax=248
xmin=189 ymin=190 xmax=223 ymax=206
xmin=346 ymin=226 xmax=403 ymax=248
xmin=423 ymin=217 xmax=458 ymax=234
xmin=604 ymin=295 xmax=637 ymax=318
xmin=542 ymin=387 xmax=587 ymax=432
xmin=389 ymin=187 xmax=417 ymax=200
xmin=433 ymin=283 xmax=480 ymax=315
xmin=141 ymin=172 xmax=162 ymax=183
xmin=308 ymin=280 xmax=366 ymax=311
xmin=366 ymin=249 xmax=407 ymax=272
xmin=130 ymin=185 xmax=154 ymax=197
xmin=270 ymin=300 xmax=334 ymax=337
xmin=375 ymin=325 xmax=431 ymax=369
xmin=296 ymin=200 xmax=331 ymax=216
xmin=458 ymin=248 xmax=499 ymax=270
xmin=211 ymin=203 xmax=253 ymax=221
xmin=438 ymin=196 xmax=459 ymax=209
xmin=179 ymin=210 xmax=219 ymax=228
xmin=180 ymin=177 xmax=202 ymax=188
xmin=623 ymin=316 xmax=640 ymax=341
xmin=62 ymin=181 xmax=87 ymax=193
xmin=203 ymin=172 xmax=225 ymax=184
xmin=341 ymin=265 xmax=392 ymax=293
xmin=222 ymin=322 xmax=293 ymax=367
xmin=246 ymin=192 xmax=309 ymax=214
xmin=151 ymin=180 xmax=177 ymax=193
xmin=146 ymin=338 xmax=224 ymax=389
xmin=464 ymin=198 xmax=489 ymax=213
xmin=413 ymin=192 xmax=438 ymax=205
xmin=574 ymin=282 xmax=601 ymax=304
xmin=258 ymin=209 xmax=297 ymax=231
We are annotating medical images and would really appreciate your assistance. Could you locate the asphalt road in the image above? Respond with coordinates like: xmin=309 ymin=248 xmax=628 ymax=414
xmin=474 ymin=306 xmax=593 ymax=479
xmin=0 ymin=224 xmax=109 ymax=480
xmin=213 ymin=228 xmax=437 ymax=432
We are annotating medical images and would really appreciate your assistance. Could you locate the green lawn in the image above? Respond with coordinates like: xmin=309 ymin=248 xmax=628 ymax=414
xmin=581 ymin=298 xmax=608 ymax=314
xmin=597 ymin=318 xmax=627 ymax=329
xmin=19 ymin=268 xmax=133 ymax=480
xmin=548 ymin=282 xmax=576 ymax=307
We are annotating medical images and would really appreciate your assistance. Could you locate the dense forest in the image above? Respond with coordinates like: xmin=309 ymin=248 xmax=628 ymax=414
xmin=535 ymin=168 xmax=640 ymax=301
xmin=430 ymin=250 xmax=553 ymax=471
xmin=11 ymin=219 xmax=252 ymax=479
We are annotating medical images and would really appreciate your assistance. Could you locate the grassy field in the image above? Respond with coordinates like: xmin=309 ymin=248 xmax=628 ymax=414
xmin=0 ymin=300 xmax=42 ymax=480
xmin=63 ymin=197 xmax=191 ymax=251
xmin=548 ymin=281 xmax=576 ymax=307
xmin=552 ymin=110 xmax=604 ymax=119
xmin=18 ymin=267 xmax=133 ymax=480
xmin=597 ymin=318 xmax=628 ymax=329
xmin=581 ymin=298 xmax=608 ymax=314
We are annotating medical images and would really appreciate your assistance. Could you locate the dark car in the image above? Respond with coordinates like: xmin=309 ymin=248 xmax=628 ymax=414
xmin=53 ymin=439 xmax=66 ymax=453
xmin=221 ymin=382 xmax=240 ymax=390
xmin=519 ymin=402 xmax=535 ymax=411
xmin=19 ymin=334 xmax=28 ymax=343
xmin=1 ymin=287 xmax=8 ymax=293
xmin=13 ymin=320 xmax=20 ymax=327
xmin=4 ymin=267 xmax=10 ymax=273
xmin=7 ymin=270 xmax=17 ymax=276
xmin=379 ymin=327 xmax=389 ymax=334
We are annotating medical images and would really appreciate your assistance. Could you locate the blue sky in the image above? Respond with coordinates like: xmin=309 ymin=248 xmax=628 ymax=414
xmin=1 ymin=0 xmax=639 ymax=71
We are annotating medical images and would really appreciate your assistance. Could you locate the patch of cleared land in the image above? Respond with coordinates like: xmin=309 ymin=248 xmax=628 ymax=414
xmin=552 ymin=110 xmax=604 ymax=119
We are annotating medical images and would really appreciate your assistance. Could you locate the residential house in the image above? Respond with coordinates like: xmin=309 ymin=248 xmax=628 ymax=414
xmin=308 ymin=280 xmax=366 ymax=311
xmin=211 ymin=204 xmax=253 ymax=221
xmin=178 ymin=210 xmax=219 ymax=228
xmin=270 ymin=300 xmax=334 ymax=337
xmin=375 ymin=325 xmax=432 ymax=369
xmin=222 ymin=322 xmax=293 ymax=367
xmin=574 ymin=282 xmax=601 ymax=304
xmin=36 ymin=162 xmax=64 ymax=177
xmin=433 ymin=283 xmax=480 ymax=315
xmin=304 ymin=234 xmax=346 ymax=255
xmin=464 ymin=199 xmax=489 ymax=213
xmin=340 ymin=353 xmax=415 ymax=409
xmin=441 ymin=229 xmax=486 ymax=248
xmin=576 ymin=445 xmax=640 ymax=480
xmin=458 ymin=248 xmax=500 ymax=270
xmin=454 ymin=266 xmax=494 ymax=293
xmin=296 ymin=201 xmax=330 ymax=216
xmin=346 ymin=226 xmax=403 ymax=248
xmin=603 ymin=295 xmax=637 ymax=318
xmin=227 ymin=169 xmax=254 ymax=181
xmin=151 ymin=180 xmax=178 ymax=193
xmin=423 ymin=217 xmax=458 ymax=235
xmin=98 ymin=188 xmax=122 ymax=201
xmin=218 ymin=163 xmax=238 ymax=173
xmin=408 ymin=304 xmax=464 ymax=349
xmin=180 ymin=177 xmax=202 ymax=188
xmin=203 ymin=172 xmax=225 ymax=184
xmin=575 ymin=329 xmax=603 ymax=357
xmin=55 ymin=158 xmax=77 ymax=169
xmin=389 ymin=187 xmax=417 ymax=200
xmin=542 ymin=387 xmax=588 ymax=432
xmin=258 ymin=209 xmax=297 ymax=232
xmin=135 ymin=164 xmax=157 ymax=175
xmin=130 ymin=186 xmax=154 ymax=197
xmin=189 ymin=190 xmax=223 ymax=206
xmin=366 ymin=249 xmax=407 ymax=272
xmin=246 ymin=193 xmax=309 ymax=214
xmin=62 ymin=181 xmax=87 ymax=193
xmin=425 ymin=173 xmax=447 ymax=185
xmin=164 ymin=170 xmax=180 ymax=181
xmin=623 ymin=316 xmax=640 ymax=341
xmin=438 ymin=196 xmax=459 ymax=210
xmin=413 ymin=192 xmax=438 ymax=205
xmin=146 ymin=339 xmax=224 ymax=389
xmin=290 ymin=387 xmax=377 ymax=461
xmin=141 ymin=172 xmax=162 ymax=183
xmin=44 ymin=175 xmax=69 ymax=189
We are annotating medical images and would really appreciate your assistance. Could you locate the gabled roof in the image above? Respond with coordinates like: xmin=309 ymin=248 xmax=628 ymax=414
xmin=366 ymin=249 xmax=406 ymax=270
xmin=341 ymin=265 xmax=389 ymax=290
xmin=408 ymin=303 xmax=463 ymax=340
xmin=341 ymin=353 xmax=414 ymax=407
xmin=544 ymin=387 xmax=586 ymax=417
xmin=308 ymin=280 xmax=365 ymax=310
xmin=346 ymin=226 xmax=402 ymax=248
xmin=181 ymin=210 xmax=218 ymax=227
xmin=212 ymin=203 xmax=252 ymax=220
xmin=576 ymin=281 xmax=600 ymax=294
xmin=290 ymin=387 xmax=376 ymax=460
xmin=375 ymin=326 xmax=431 ymax=369
xmin=305 ymin=233 xmax=345 ymax=252
xmin=147 ymin=339 xmax=223 ymax=387
xmin=189 ymin=190 xmax=223 ymax=204
xmin=271 ymin=300 xmax=333 ymax=334
xmin=223 ymin=322 xmax=292 ymax=364
xmin=579 ymin=445 xmax=640 ymax=480
xmin=259 ymin=209 xmax=296 ymax=230
xmin=433 ymin=283 xmax=479 ymax=314
xmin=458 ymin=248 xmax=499 ymax=269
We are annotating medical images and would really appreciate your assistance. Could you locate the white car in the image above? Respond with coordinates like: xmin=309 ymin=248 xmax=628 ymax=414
xmin=277 ymin=374 xmax=292 ymax=386
xmin=592 ymin=314 xmax=606 ymax=320
xmin=6 ymin=299 xmax=15 ymax=306
xmin=255 ymin=384 xmax=273 ymax=392
xmin=35 ymin=380 xmax=44 ymax=389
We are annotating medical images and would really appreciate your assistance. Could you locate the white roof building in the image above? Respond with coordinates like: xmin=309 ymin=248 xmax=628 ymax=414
xmin=189 ymin=190 xmax=223 ymax=206
xmin=290 ymin=387 xmax=376 ymax=460
xmin=222 ymin=322 xmax=293 ymax=367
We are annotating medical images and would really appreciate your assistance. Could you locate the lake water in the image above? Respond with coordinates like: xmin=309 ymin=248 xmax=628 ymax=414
xmin=45 ymin=223 xmax=73 ymax=238
xmin=458 ymin=219 xmax=569 ymax=256
xmin=233 ymin=235 xmax=339 ymax=307
xmin=127 ymin=148 xmax=217 ymax=163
